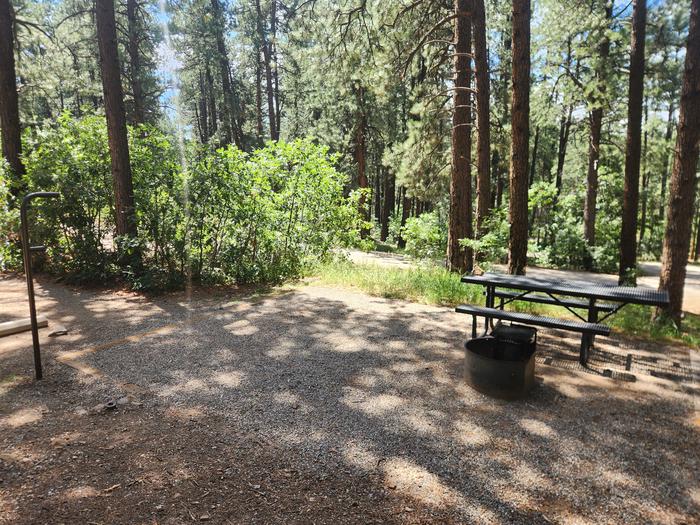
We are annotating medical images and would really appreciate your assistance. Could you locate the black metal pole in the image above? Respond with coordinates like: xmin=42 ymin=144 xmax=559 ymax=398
xmin=20 ymin=192 xmax=60 ymax=380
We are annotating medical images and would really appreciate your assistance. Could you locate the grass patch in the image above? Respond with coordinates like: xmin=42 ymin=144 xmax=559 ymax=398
xmin=313 ymin=260 xmax=699 ymax=348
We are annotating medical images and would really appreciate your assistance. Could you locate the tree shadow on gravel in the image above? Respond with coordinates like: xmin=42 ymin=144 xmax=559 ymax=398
xmin=1 ymin=278 xmax=699 ymax=524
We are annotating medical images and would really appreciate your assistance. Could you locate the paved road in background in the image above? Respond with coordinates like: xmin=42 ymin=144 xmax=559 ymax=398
xmin=345 ymin=250 xmax=700 ymax=315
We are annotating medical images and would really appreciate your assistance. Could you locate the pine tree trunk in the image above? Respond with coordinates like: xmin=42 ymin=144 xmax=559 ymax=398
xmin=198 ymin=71 xmax=209 ymax=141
xmin=373 ymin=171 xmax=382 ymax=223
xmin=381 ymin=170 xmax=395 ymax=242
xmin=554 ymin=104 xmax=572 ymax=196
xmin=447 ymin=0 xmax=473 ymax=273
xmin=619 ymin=0 xmax=647 ymax=284
xmin=528 ymin=126 xmax=539 ymax=187
xmin=694 ymin=209 xmax=700 ymax=261
xmin=256 ymin=47 xmax=264 ymax=143
xmin=354 ymin=87 xmax=369 ymax=235
xmin=256 ymin=0 xmax=278 ymax=141
xmin=0 ymin=0 xmax=24 ymax=197
xmin=126 ymin=0 xmax=145 ymax=125
xmin=397 ymin=189 xmax=409 ymax=249
xmin=584 ymin=3 xmax=612 ymax=247
xmin=507 ymin=0 xmax=530 ymax=275
xmin=96 ymin=0 xmax=138 ymax=239
xmin=658 ymin=0 xmax=700 ymax=323
xmin=211 ymin=0 xmax=240 ymax=147
xmin=473 ymin=0 xmax=491 ymax=238
xmin=206 ymin=65 xmax=218 ymax=136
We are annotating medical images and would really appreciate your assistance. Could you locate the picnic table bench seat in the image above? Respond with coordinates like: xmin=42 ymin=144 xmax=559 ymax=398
xmin=492 ymin=290 xmax=616 ymax=312
xmin=455 ymin=304 xmax=611 ymax=339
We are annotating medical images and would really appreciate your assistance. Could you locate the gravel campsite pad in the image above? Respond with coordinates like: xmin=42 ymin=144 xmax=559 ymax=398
xmin=1 ymin=274 xmax=699 ymax=524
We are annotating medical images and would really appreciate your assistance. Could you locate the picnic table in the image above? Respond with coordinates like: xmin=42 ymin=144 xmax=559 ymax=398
xmin=456 ymin=272 xmax=670 ymax=365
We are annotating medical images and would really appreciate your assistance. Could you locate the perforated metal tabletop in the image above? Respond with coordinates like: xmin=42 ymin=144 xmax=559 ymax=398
xmin=461 ymin=273 xmax=669 ymax=307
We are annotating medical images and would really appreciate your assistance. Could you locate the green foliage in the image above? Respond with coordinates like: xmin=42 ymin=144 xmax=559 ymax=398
xmin=462 ymin=208 xmax=509 ymax=265
xmin=314 ymin=260 xmax=699 ymax=349
xmin=401 ymin=211 xmax=446 ymax=260
xmin=12 ymin=115 xmax=362 ymax=289
xmin=0 ymin=159 xmax=20 ymax=271
xmin=315 ymin=259 xmax=483 ymax=307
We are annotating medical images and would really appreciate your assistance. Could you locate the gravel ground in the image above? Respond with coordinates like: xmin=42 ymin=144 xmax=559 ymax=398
xmin=1 ymin=274 xmax=699 ymax=524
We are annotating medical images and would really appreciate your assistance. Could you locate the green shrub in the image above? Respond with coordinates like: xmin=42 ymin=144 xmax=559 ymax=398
xmin=12 ymin=114 xmax=363 ymax=289
xmin=0 ymin=159 xmax=20 ymax=271
xmin=401 ymin=211 xmax=446 ymax=260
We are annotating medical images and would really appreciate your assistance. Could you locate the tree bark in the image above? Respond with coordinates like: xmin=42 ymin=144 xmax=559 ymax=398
xmin=0 ymin=0 xmax=24 ymax=197
xmin=256 ymin=0 xmax=278 ymax=141
xmin=447 ymin=0 xmax=473 ymax=273
xmin=397 ymin=189 xmax=410 ymax=249
xmin=381 ymin=170 xmax=395 ymax=242
xmin=619 ymin=0 xmax=647 ymax=284
xmin=583 ymin=2 xmax=612 ymax=247
xmin=206 ymin=65 xmax=218 ymax=137
xmin=96 ymin=0 xmax=138 ymax=239
xmin=658 ymin=0 xmax=700 ymax=323
xmin=554 ymin=104 xmax=572 ymax=196
xmin=528 ymin=126 xmax=539 ymax=187
xmin=473 ymin=0 xmax=491 ymax=238
xmin=507 ymin=0 xmax=530 ymax=275
xmin=126 ymin=0 xmax=145 ymax=124
xmin=256 ymin=46 xmax=264 ymax=143
xmin=211 ymin=0 xmax=241 ymax=148
xmin=354 ymin=86 xmax=369 ymax=235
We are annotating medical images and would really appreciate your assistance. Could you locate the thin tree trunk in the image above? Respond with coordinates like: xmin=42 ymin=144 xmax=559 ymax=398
xmin=528 ymin=126 xmax=539 ymax=187
xmin=373 ymin=171 xmax=382 ymax=223
xmin=694 ymin=209 xmax=700 ymax=261
xmin=639 ymin=107 xmax=649 ymax=247
xmin=0 ymin=0 xmax=24 ymax=197
xmin=447 ymin=0 xmax=473 ymax=273
xmin=381 ymin=170 xmax=395 ymax=242
xmin=354 ymin=86 xmax=369 ymax=235
xmin=126 ymin=0 xmax=145 ymax=124
xmin=256 ymin=46 xmax=263 ymax=143
xmin=397 ymin=189 xmax=409 ymax=249
xmin=211 ymin=0 xmax=239 ymax=147
xmin=96 ymin=0 xmax=138 ymax=239
xmin=508 ymin=0 xmax=531 ymax=275
xmin=619 ymin=0 xmax=647 ymax=284
xmin=658 ymin=0 xmax=700 ymax=323
xmin=657 ymin=100 xmax=675 ymax=229
xmin=256 ymin=0 xmax=278 ymax=140
xmin=198 ymin=71 xmax=209 ymax=141
xmin=473 ymin=0 xmax=491 ymax=238
xmin=554 ymin=104 xmax=573 ymax=195
xmin=583 ymin=2 xmax=612 ymax=247
xmin=206 ymin=65 xmax=218 ymax=136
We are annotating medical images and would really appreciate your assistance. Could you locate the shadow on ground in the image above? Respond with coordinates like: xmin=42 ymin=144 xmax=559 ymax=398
xmin=1 ymin=275 xmax=698 ymax=524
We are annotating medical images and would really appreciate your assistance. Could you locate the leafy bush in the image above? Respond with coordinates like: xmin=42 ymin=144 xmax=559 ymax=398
xmin=401 ymin=211 xmax=446 ymax=260
xmin=0 ymin=159 xmax=20 ymax=271
xmin=11 ymin=114 xmax=363 ymax=289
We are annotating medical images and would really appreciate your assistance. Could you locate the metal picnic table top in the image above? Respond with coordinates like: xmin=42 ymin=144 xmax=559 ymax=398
xmin=461 ymin=272 xmax=670 ymax=307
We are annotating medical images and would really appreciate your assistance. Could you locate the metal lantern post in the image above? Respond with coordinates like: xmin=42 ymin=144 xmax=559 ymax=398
xmin=20 ymin=192 xmax=60 ymax=380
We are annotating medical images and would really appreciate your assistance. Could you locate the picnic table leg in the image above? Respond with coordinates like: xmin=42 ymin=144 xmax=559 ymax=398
xmin=579 ymin=334 xmax=590 ymax=365
xmin=581 ymin=298 xmax=599 ymax=365
xmin=472 ymin=315 xmax=477 ymax=339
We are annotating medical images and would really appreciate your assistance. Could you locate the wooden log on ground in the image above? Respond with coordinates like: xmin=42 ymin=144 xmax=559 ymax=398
xmin=0 ymin=316 xmax=48 ymax=337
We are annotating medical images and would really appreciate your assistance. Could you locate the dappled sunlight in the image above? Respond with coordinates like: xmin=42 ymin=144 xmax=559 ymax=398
xmin=452 ymin=419 xmax=491 ymax=447
xmin=224 ymin=319 xmax=259 ymax=336
xmin=519 ymin=417 xmax=557 ymax=439
xmin=382 ymin=457 xmax=461 ymax=509
xmin=1 ymin=407 xmax=44 ymax=428
xmin=342 ymin=440 xmax=380 ymax=472
xmin=211 ymin=370 xmax=245 ymax=388
xmin=62 ymin=485 xmax=99 ymax=500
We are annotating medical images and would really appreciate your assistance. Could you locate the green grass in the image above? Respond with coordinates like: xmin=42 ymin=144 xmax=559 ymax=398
xmin=313 ymin=260 xmax=700 ymax=348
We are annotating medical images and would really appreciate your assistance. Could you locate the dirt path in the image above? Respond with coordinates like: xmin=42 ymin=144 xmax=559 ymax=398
xmin=1 ymin=274 xmax=699 ymax=524
xmin=345 ymin=250 xmax=700 ymax=315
